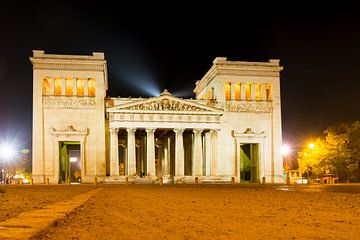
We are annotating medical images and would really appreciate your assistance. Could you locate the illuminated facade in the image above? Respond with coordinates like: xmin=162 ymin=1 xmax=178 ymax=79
xmin=31 ymin=51 xmax=284 ymax=184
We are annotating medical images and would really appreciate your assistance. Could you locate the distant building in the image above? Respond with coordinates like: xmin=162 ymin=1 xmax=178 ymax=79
xmin=30 ymin=51 xmax=284 ymax=184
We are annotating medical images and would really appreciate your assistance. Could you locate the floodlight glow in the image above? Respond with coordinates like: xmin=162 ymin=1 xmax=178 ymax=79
xmin=70 ymin=157 xmax=77 ymax=162
xmin=281 ymin=145 xmax=291 ymax=156
xmin=308 ymin=143 xmax=315 ymax=149
xmin=0 ymin=144 xmax=15 ymax=160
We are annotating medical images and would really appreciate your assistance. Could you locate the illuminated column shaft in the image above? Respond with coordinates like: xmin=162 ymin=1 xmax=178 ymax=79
xmin=261 ymin=84 xmax=267 ymax=100
xmin=127 ymin=128 xmax=136 ymax=176
xmin=72 ymin=78 xmax=77 ymax=96
xmin=61 ymin=78 xmax=66 ymax=96
xmin=251 ymin=83 xmax=256 ymax=100
xmin=210 ymin=130 xmax=218 ymax=176
xmin=193 ymin=129 xmax=203 ymax=176
xmin=110 ymin=128 xmax=119 ymax=176
xmin=174 ymin=129 xmax=185 ymax=176
xmin=230 ymin=82 xmax=236 ymax=100
xmin=146 ymin=128 xmax=156 ymax=176
xmin=84 ymin=78 xmax=88 ymax=96
xmin=49 ymin=78 xmax=54 ymax=95
xmin=240 ymin=83 xmax=246 ymax=100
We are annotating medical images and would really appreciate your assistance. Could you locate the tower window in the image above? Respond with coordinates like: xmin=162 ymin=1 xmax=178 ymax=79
xmin=235 ymin=83 xmax=241 ymax=100
xmin=77 ymin=79 xmax=85 ymax=96
xmin=42 ymin=78 xmax=50 ymax=96
xmin=88 ymin=78 xmax=96 ymax=97
xmin=245 ymin=83 xmax=251 ymax=101
xmin=65 ymin=79 xmax=73 ymax=96
xmin=54 ymin=78 xmax=62 ymax=96
xmin=255 ymin=84 xmax=261 ymax=100
xmin=266 ymin=84 xmax=272 ymax=100
xmin=225 ymin=82 xmax=231 ymax=101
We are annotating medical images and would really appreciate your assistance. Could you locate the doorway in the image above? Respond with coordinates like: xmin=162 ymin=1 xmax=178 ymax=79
xmin=240 ymin=143 xmax=259 ymax=183
xmin=59 ymin=141 xmax=81 ymax=184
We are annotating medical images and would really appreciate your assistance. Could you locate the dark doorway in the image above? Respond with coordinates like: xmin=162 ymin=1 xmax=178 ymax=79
xmin=59 ymin=141 xmax=81 ymax=184
xmin=240 ymin=143 xmax=259 ymax=183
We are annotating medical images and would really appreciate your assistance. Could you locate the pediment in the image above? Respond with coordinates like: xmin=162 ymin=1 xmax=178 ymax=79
xmin=107 ymin=93 xmax=222 ymax=114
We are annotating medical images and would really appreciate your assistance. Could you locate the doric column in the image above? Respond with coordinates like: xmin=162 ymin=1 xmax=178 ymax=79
xmin=210 ymin=130 xmax=218 ymax=176
xmin=72 ymin=78 xmax=77 ymax=96
xmin=204 ymin=131 xmax=211 ymax=176
xmin=230 ymin=82 xmax=236 ymax=100
xmin=110 ymin=128 xmax=119 ymax=176
xmin=193 ymin=129 xmax=203 ymax=176
xmin=146 ymin=128 xmax=156 ymax=176
xmin=261 ymin=83 xmax=267 ymax=100
xmin=174 ymin=129 xmax=185 ymax=176
xmin=84 ymin=78 xmax=89 ymax=96
xmin=49 ymin=78 xmax=54 ymax=95
xmin=240 ymin=83 xmax=246 ymax=100
xmin=61 ymin=78 xmax=66 ymax=96
xmin=127 ymin=128 xmax=136 ymax=176
xmin=251 ymin=83 xmax=256 ymax=100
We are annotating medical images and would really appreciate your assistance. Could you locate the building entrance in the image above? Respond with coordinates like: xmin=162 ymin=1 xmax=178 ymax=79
xmin=59 ymin=141 xmax=81 ymax=184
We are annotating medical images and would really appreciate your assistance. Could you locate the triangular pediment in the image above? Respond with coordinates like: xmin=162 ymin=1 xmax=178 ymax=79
xmin=107 ymin=94 xmax=222 ymax=114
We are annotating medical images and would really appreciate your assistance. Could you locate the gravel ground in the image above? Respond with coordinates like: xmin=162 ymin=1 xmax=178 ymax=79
xmin=10 ymin=184 xmax=358 ymax=240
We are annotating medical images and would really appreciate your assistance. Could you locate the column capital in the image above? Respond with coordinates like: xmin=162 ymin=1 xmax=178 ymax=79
xmin=126 ymin=128 xmax=136 ymax=133
xmin=110 ymin=128 xmax=119 ymax=133
xmin=145 ymin=128 xmax=156 ymax=133
xmin=193 ymin=129 xmax=203 ymax=134
xmin=173 ymin=128 xmax=185 ymax=133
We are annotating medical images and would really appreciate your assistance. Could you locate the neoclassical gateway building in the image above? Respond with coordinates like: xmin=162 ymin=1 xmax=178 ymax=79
xmin=30 ymin=50 xmax=284 ymax=184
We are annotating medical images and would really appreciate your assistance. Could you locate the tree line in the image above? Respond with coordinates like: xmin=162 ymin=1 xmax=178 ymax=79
xmin=297 ymin=121 xmax=360 ymax=182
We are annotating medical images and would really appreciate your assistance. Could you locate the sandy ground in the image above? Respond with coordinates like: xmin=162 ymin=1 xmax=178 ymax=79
xmin=1 ymin=184 xmax=359 ymax=240
xmin=0 ymin=185 xmax=94 ymax=222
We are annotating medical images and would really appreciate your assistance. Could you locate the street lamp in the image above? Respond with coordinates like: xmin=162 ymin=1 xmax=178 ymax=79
xmin=0 ymin=143 xmax=15 ymax=183
xmin=308 ymin=143 xmax=315 ymax=149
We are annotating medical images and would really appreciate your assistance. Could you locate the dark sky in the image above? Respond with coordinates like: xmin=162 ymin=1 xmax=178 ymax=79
xmin=1 ymin=1 xmax=360 ymax=151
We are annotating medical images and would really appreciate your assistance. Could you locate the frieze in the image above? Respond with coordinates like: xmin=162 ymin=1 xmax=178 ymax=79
xmin=226 ymin=101 xmax=272 ymax=113
xmin=43 ymin=96 xmax=96 ymax=109
xmin=126 ymin=99 xmax=206 ymax=111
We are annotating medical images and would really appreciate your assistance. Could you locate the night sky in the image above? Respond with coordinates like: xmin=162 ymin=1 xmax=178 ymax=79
xmin=1 ymin=2 xmax=360 ymax=152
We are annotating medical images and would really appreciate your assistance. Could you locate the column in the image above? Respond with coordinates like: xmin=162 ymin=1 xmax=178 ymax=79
xmin=174 ymin=129 xmax=185 ymax=176
xmin=127 ymin=128 xmax=136 ymax=176
xmin=49 ymin=78 xmax=54 ymax=95
xmin=261 ymin=83 xmax=267 ymax=100
xmin=72 ymin=78 xmax=77 ymax=96
xmin=251 ymin=83 xmax=256 ymax=100
xmin=110 ymin=128 xmax=119 ymax=176
xmin=193 ymin=129 xmax=203 ymax=176
xmin=146 ymin=128 xmax=156 ymax=176
xmin=230 ymin=82 xmax=236 ymax=100
xmin=240 ymin=83 xmax=246 ymax=100
xmin=210 ymin=130 xmax=218 ymax=176
xmin=84 ymin=78 xmax=89 ymax=96
xmin=204 ymin=131 xmax=211 ymax=176
xmin=61 ymin=78 xmax=66 ymax=96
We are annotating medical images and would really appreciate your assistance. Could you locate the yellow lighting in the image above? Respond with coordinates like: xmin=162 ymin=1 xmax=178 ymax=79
xmin=65 ymin=79 xmax=73 ymax=96
xmin=54 ymin=78 xmax=62 ymax=96
xmin=42 ymin=78 xmax=50 ymax=96
xmin=88 ymin=78 xmax=96 ymax=97
xmin=235 ymin=83 xmax=241 ymax=100
xmin=266 ymin=84 xmax=272 ymax=100
xmin=225 ymin=82 xmax=231 ymax=101
xmin=77 ymin=79 xmax=85 ymax=96
xmin=255 ymin=83 xmax=261 ymax=100
xmin=245 ymin=83 xmax=251 ymax=100
xmin=308 ymin=143 xmax=315 ymax=149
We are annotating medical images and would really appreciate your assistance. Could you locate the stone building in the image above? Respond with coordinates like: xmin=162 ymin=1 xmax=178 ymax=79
xmin=30 ymin=50 xmax=284 ymax=184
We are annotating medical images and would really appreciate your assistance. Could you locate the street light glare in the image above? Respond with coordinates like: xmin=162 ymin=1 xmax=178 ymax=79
xmin=0 ymin=144 xmax=15 ymax=160
xmin=281 ymin=145 xmax=291 ymax=156
xmin=308 ymin=143 xmax=315 ymax=149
